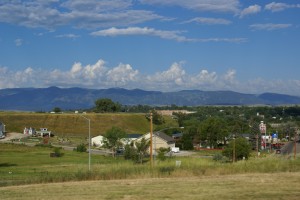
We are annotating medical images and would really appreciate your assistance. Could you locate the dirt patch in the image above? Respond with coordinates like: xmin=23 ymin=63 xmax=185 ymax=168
xmin=0 ymin=132 xmax=28 ymax=142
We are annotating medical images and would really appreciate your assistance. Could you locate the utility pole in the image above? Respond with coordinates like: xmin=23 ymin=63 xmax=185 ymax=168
xmin=150 ymin=112 xmax=153 ymax=167
xmin=294 ymin=128 xmax=298 ymax=160
xmin=233 ymin=134 xmax=235 ymax=162
xmin=256 ymin=133 xmax=259 ymax=157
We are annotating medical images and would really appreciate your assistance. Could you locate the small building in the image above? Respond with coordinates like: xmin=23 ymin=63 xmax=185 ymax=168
xmin=135 ymin=131 xmax=175 ymax=155
xmin=35 ymin=128 xmax=52 ymax=137
xmin=0 ymin=121 xmax=5 ymax=139
xmin=23 ymin=127 xmax=36 ymax=135
xmin=121 ymin=134 xmax=143 ymax=145
xmin=91 ymin=135 xmax=105 ymax=147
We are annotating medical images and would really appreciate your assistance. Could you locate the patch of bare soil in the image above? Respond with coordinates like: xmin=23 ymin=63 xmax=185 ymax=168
xmin=0 ymin=132 xmax=27 ymax=142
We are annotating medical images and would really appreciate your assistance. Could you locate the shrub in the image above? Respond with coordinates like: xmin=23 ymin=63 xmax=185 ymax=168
xmin=157 ymin=147 xmax=170 ymax=161
xmin=75 ymin=143 xmax=87 ymax=152
xmin=212 ymin=153 xmax=223 ymax=161
xmin=222 ymin=137 xmax=251 ymax=161
xmin=53 ymin=147 xmax=63 ymax=157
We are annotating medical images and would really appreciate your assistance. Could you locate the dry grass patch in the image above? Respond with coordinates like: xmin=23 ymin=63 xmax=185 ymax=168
xmin=1 ymin=172 xmax=300 ymax=200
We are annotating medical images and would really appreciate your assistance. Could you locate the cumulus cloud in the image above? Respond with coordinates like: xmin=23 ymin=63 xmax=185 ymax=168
xmin=183 ymin=17 xmax=232 ymax=25
xmin=239 ymin=4 xmax=261 ymax=18
xmin=106 ymin=63 xmax=139 ymax=84
xmin=1 ymin=59 xmax=300 ymax=96
xmin=265 ymin=2 xmax=300 ymax=12
xmin=249 ymin=23 xmax=292 ymax=31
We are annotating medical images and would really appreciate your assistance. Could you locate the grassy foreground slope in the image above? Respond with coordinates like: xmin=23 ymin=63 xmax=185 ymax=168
xmin=0 ymin=112 xmax=174 ymax=136
xmin=1 ymin=173 xmax=300 ymax=200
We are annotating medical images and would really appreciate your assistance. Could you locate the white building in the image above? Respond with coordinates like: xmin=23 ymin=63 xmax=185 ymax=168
xmin=91 ymin=135 xmax=105 ymax=147
xmin=24 ymin=127 xmax=36 ymax=135
xmin=135 ymin=131 xmax=176 ymax=155
xmin=0 ymin=121 xmax=5 ymax=139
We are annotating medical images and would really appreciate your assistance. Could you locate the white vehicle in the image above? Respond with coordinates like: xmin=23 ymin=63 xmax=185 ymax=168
xmin=171 ymin=147 xmax=180 ymax=153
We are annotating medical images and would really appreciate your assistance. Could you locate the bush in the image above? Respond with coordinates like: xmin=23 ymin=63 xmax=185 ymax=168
xmin=157 ymin=147 xmax=170 ymax=161
xmin=53 ymin=147 xmax=63 ymax=157
xmin=75 ymin=143 xmax=87 ymax=152
xmin=222 ymin=138 xmax=251 ymax=161
xmin=124 ymin=144 xmax=137 ymax=160
xmin=212 ymin=153 xmax=223 ymax=161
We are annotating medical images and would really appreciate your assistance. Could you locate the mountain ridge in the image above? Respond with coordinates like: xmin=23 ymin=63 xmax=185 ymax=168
xmin=0 ymin=86 xmax=300 ymax=111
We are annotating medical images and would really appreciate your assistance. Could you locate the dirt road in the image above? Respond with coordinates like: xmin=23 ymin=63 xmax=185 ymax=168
xmin=0 ymin=132 xmax=28 ymax=142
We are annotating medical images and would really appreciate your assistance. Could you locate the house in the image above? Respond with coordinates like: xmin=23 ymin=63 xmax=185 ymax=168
xmin=135 ymin=131 xmax=175 ymax=155
xmin=121 ymin=133 xmax=143 ymax=145
xmin=23 ymin=127 xmax=36 ymax=135
xmin=172 ymin=132 xmax=183 ymax=141
xmin=91 ymin=135 xmax=105 ymax=147
xmin=0 ymin=121 xmax=5 ymax=139
xmin=35 ymin=128 xmax=52 ymax=137
xmin=92 ymin=134 xmax=144 ymax=148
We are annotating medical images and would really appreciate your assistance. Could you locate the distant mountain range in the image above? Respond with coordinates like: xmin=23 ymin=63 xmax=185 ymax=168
xmin=0 ymin=86 xmax=300 ymax=111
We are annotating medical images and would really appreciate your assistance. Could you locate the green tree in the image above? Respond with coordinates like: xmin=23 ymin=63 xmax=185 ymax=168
xmin=135 ymin=138 xmax=150 ymax=164
xmin=199 ymin=117 xmax=228 ymax=148
xmin=156 ymin=147 xmax=170 ymax=161
xmin=75 ymin=143 xmax=87 ymax=152
xmin=222 ymin=137 xmax=251 ymax=161
xmin=103 ymin=126 xmax=127 ymax=157
xmin=53 ymin=107 xmax=61 ymax=113
xmin=94 ymin=98 xmax=121 ymax=113
xmin=145 ymin=110 xmax=165 ymax=125
xmin=124 ymin=143 xmax=137 ymax=160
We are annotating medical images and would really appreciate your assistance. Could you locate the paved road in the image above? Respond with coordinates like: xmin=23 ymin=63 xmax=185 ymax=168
xmin=280 ymin=141 xmax=300 ymax=155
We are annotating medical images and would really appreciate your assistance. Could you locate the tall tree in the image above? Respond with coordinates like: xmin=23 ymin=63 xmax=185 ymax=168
xmin=199 ymin=117 xmax=228 ymax=148
xmin=222 ymin=137 xmax=251 ymax=161
xmin=94 ymin=98 xmax=121 ymax=113
xmin=145 ymin=110 xmax=165 ymax=125
xmin=135 ymin=138 xmax=150 ymax=164
xmin=103 ymin=126 xmax=126 ymax=157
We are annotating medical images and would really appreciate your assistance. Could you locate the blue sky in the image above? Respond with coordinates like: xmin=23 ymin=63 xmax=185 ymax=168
xmin=0 ymin=0 xmax=300 ymax=95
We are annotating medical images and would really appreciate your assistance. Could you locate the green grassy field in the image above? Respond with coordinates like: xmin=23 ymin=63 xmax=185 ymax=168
xmin=0 ymin=112 xmax=177 ymax=137
xmin=1 ymin=143 xmax=300 ymax=199
xmin=1 ymin=143 xmax=300 ymax=185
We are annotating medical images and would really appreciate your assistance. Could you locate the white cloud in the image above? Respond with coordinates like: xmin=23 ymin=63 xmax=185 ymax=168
xmin=249 ymin=23 xmax=292 ymax=31
xmin=0 ymin=1 xmax=162 ymax=29
xmin=223 ymin=69 xmax=236 ymax=83
xmin=56 ymin=34 xmax=80 ymax=39
xmin=183 ymin=17 xmax=232 ymax=25
xmin=106 ymin=63 xmax=139 ymax=84
xmin=91 ymin=27 xmax=195 ymax=42
xmin=61 ymin=0 xmax=132 ymax=12
xmin=265 ymin=2 xmax=300 ymax=12
xmin=143 ymin=62 xmax=187 ymax=90
xmin=239 ymin=4 xmax=261 ymax=18
xmin=14 ymin=38 xmax=23 ymax=46
xmin=140 ymin=0 xmax=241 ymax=13
xmin=91 ymin=26 xmax=246 ymax=43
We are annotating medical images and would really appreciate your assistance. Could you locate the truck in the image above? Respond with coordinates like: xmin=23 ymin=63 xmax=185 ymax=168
xmin=171 ymin=147 xmax=180 ymax=153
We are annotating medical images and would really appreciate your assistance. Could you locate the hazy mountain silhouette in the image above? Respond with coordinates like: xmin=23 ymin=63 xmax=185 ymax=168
xmin=0 ymin=86 xmax=299 ymax=111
